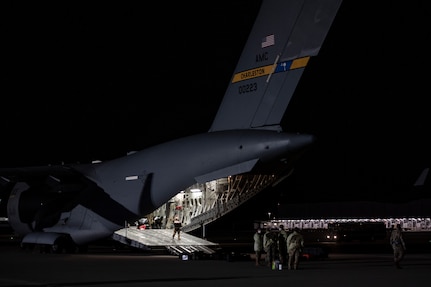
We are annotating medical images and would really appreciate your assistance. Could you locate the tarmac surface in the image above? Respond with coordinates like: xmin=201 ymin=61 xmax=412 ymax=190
xmin=1 ymin=237 xmax=431 ymax=287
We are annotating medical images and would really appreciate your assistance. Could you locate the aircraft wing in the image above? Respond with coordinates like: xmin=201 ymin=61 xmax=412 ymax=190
xmin=0 ymin=165 xmax=82 ymax=183
xmin=0 ymin=165 xmax=85 ymax=217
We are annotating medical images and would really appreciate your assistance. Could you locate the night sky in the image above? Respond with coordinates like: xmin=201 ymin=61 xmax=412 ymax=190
xmin=2 ymin=1 xmax=431 ymax=216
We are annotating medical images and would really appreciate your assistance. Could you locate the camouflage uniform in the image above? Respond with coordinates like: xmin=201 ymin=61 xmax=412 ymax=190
xmin=390 ymin=225 xmax=406 ymax=269
xmin=263 ymin=229 xmax=276 ymax=267
xmin=277 ymin=225 xmax=288 ymax=265
xmin=286 ymin=228 xmax=304 ymax=270
xmin=253 ymin=229 xmax=263 ymax=266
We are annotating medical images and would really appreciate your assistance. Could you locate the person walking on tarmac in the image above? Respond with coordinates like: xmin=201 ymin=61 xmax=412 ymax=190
xmin=390 ymin=224 xmax=406 ymax=269
xmin=172 ymin=216 xmax=182 ymax=240
xmin=253 ymin=228 xmax=263 ymax=266
xmin=277 ymin=225 xmax=288 ymax=266
xmin=263 ymin=228 xmax=276 ymax=268
xmin=286 ymin=227 xmax=304 ymax=270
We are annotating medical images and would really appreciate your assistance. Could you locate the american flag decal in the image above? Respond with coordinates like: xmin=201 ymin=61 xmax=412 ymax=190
xmin=261 ymin=34 xmax=275 ymax=48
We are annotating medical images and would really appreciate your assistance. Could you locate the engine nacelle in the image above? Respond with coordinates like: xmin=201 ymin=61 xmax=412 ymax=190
xmin=6 ymin=180 xmax=123 ymax=250
xmin=7 ymin=182 xmax=34 ymax=236
xmin=7 ymin=181 xmax=79 ymax=236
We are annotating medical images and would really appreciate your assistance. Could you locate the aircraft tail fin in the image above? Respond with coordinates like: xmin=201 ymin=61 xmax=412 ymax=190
xmin=209 ymin=0 xmax=343 ymax=132
xmin=414 ymin=167 xmax=430 ymax=187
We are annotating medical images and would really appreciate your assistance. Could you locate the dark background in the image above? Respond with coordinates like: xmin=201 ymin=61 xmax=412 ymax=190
xmin=2 ymin=1 xmax=431 ymax=220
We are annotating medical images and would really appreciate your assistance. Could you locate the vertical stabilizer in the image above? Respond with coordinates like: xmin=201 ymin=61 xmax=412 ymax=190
xmin=209 ymin=0 xmax=343 ymax=132
xmin=414 ymin=167 xmax=429 ymax=187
